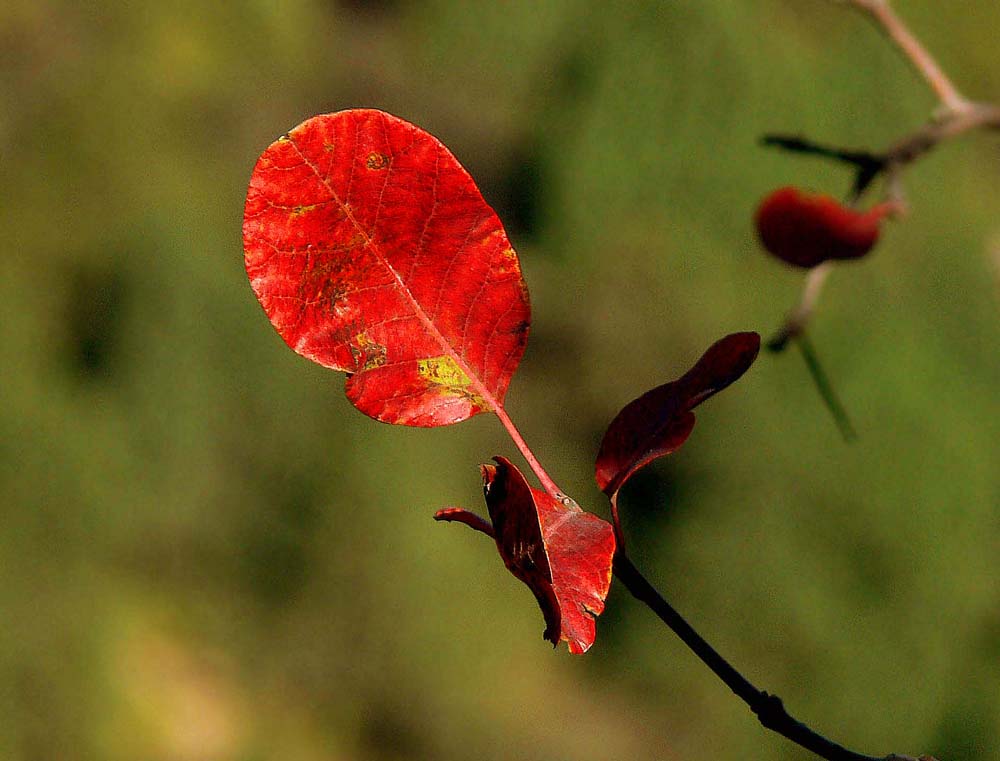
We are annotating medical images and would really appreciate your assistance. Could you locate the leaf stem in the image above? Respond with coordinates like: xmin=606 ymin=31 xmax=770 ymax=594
xmin=795 ymin=333 xmax=858 ymax=442
xmin=613 ymin=552 xmax=892 ymax=761
xmin=493 ymin=406 xmax=564 ymax=498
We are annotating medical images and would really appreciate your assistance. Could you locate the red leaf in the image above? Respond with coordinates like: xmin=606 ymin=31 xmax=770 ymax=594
xmin=755 ymin=186 xmax=892 ymax=268
xmin=243 ymin=110 xmax=530 ymax=427
xmin=595 ymin=333 xmax=760 ymax=498
xmin=435 ymin=457 xmax=616 ymax=654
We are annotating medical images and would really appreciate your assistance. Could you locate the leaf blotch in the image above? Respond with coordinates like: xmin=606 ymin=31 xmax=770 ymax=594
xmin=417 ymin=355 xmax=484 ymax=403
xmin=417 ymin=355 xmax=467 ymax=386
xmin=493 ymin=246 xmax=519 ymax=275
xmin=366 ymin=152 xmax=390 ymax=170
xmin=351 ymin=330 xmax=387 ymax=371
xmin=290 ymin=203 xmax=318 ymax=218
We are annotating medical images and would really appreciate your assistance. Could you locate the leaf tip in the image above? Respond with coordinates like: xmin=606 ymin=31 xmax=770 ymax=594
xmin=595 ymin=331 xmax=760 ymax=499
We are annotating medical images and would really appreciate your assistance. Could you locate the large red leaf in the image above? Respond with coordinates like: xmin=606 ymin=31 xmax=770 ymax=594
xmin=435 ymin=457 xmax=616 ymax=654
xmin=595 ymin=332 xmax=760 ymax=498
xmin=243 ymin=109 xmax=530 ymax=426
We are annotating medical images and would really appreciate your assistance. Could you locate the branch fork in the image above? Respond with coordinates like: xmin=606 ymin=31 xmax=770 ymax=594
xmin=763 ymin=0 xmax=999 ymax=438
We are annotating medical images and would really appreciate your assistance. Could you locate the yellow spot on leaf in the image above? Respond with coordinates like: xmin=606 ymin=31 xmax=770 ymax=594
xmin=352 ymin=331 xmax=387 ymax=371
xmin=290 ymin=203 xmax=317 ymax=218
xmin=366 ymin=152 xmax=390 ymax=170
xmin=493 ymin=245 xmax=522 ymax=277
xmin=417 ymin=355 xmax=485 ymax=405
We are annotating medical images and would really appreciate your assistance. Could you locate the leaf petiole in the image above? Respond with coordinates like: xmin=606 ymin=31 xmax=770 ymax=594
xmin=493 ymin=404 xmax=565 ymax=498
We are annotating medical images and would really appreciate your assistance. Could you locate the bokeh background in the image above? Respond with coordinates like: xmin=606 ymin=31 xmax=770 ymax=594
xmin=2 ymin=1 xmax=998 ymax=759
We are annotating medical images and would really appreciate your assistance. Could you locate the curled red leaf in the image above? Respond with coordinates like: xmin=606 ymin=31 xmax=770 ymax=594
xmin=755 ymin=186 xmax=892 ymax=268
xmin=243 ymin=109 xmax=530 ymax=427
xmin=595 ymin=332 xmax=760 ymax=498
xmin=435 ymin=457 xmax=616 ymax=654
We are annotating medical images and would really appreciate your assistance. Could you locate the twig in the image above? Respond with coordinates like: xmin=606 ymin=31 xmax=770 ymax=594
xmin=613 ymin=552 xmax=918 ymax=761
xmin=758 ymin=135 xmax=880 ymax=200
xmin=760 ymin=135 xmax=884 ymax=199
xmin=845 ymin=0 xmax=970 ymax=115
xmin=880 ymin=103 xmax=1000 ymax=196
xmin=763 ymin=98 xmax=1000 ymax=204
xmin=768 ymin=263 xmax=834 ymax=352
xmin=765 ymin=266 xmax=857 ymax=438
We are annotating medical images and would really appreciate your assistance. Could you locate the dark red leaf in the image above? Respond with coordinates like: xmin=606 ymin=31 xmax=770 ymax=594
xmin=755 ymin=186 xmax=891 ymax=268
xmin=435 ymin=457 xmax=616 ymax=654
xmin=243 ymin=109 xmax=530 ymax=427
xmin=595 ymin=333 xmax=760 ymax=498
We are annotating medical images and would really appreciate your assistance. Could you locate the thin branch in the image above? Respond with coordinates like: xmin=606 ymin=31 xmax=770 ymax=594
xmin=613 ymin=552 xmax=925 ymax=761
xmin=763 ymin=99 xmax=1000 ymax=203
xmin=882 ymin=101 xmax=1000 ymax=169
xmin=768 ymin=263 xmax=834 ymax=352
xmin=846 ymin=0 xmax=969 ymax=114
xmin=759 ymin=135 xmax=884 ymax=199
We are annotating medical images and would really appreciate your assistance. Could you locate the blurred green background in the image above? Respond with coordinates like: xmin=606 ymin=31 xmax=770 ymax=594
xmin=2 ymin=1 xmax=998 ymax=759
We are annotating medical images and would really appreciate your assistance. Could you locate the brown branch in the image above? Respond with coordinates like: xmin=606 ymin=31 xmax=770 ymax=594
xmin=885 ymin=105 xmax=1000 ymax=163
xmin=846 ymin=0 xmax=970 ymax=114
xmin=768 ymin=263 xmax=833 ymax=351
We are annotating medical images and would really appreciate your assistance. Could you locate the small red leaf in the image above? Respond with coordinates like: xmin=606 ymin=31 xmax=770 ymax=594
xmin=755 ymin=186 xmax=891 ymax=268
xmin=595 ymin=333 xmax=760 ymax=498
xmin=435 ymin=457 xmax=616 ymax=654
xmin=243 ymin=109 xmax=530 ymax=427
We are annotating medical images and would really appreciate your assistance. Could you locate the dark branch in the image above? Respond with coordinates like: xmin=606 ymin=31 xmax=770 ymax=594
xmin=613 ymin=553 xmax=889 ymax=761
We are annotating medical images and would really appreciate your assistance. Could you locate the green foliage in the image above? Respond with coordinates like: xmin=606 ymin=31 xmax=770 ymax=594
xmin=1 ymin=1 xmax=997 ymax=759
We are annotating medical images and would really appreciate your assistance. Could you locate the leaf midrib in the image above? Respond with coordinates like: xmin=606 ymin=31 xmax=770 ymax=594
xmin=286 ymin=127 xmax=506 ymax=415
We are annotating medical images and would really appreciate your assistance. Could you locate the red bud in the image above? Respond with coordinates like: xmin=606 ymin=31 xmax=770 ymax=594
xmin=755 ymin=186 xmax=891 ymax=268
